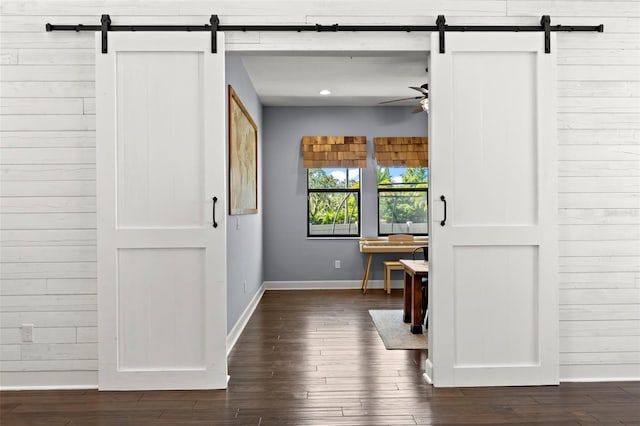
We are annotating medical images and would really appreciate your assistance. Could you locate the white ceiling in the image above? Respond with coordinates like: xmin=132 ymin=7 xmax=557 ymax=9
xmin=239 ymin=52 xmax=429 ymax=107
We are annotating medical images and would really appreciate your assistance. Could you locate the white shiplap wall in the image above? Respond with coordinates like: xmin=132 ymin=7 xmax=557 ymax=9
xmin=1 ymin=0 xmax=639 ymax=388
xmin=1 ymin=3 xmax=99 ymax=387
xmin=546 ymin=0 xmax=640 ymax=380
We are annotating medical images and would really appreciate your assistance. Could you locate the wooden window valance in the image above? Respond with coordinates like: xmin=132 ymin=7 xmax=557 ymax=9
xmin=302 ymin=136 xmax=367 ymax=168
xmin=374 ymin=137 xmax=428 ymax=167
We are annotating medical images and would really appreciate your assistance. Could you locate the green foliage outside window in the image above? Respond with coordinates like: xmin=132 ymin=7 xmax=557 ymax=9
xmin=307 ymin=168 xmax=360 ymax=236
xmin=377 ymin=167 xmax=428 ymax=235
xmin=305 ymin=167 xmax=427 ymax=236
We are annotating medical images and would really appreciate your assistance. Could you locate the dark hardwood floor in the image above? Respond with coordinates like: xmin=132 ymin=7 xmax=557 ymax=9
xmin=2 ymin=289 xmax=639 ymax=425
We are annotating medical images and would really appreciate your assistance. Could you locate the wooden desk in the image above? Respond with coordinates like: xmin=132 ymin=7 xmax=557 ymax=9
xmin=399 ymin=259 xmax=428 ymax=334
xmin=358 ymin=236 xmax=428 ymax=293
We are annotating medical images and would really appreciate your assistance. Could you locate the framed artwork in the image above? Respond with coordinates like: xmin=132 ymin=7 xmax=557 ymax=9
xmin=228 ymin=85 xmax=258 ymax=215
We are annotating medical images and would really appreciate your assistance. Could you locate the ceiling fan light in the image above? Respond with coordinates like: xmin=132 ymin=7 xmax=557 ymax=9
xmin=319 ymin=89 xmax=331 ymax=96
xmin=419 ymin=98 xmax=429 ymax=111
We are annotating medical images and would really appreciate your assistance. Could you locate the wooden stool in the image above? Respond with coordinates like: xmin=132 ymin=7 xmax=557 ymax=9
xmin=383 ymin=260 xmax=405 ymax=294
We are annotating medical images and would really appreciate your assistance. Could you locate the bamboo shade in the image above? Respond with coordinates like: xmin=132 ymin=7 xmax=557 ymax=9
xmin=302 ymin=136 xmax=367 ymax=168
xmin=374 ymin=137 xmax=428 ymax=167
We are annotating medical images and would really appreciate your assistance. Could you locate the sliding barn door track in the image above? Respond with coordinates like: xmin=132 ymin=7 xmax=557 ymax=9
xmin=46 ymin=14 xmax=603 ymax=54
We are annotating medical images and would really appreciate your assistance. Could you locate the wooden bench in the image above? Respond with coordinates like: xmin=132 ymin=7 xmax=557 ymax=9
xmin=383 ymin=260 xmax=405 ymax=294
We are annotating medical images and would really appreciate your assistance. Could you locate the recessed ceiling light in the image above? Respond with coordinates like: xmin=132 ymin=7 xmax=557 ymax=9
xmin=319 ymin=89 xmax=331 ymax=96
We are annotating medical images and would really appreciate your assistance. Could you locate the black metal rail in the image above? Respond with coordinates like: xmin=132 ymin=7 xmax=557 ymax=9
xmin=46 ymin=14 xmax=604 ymax=54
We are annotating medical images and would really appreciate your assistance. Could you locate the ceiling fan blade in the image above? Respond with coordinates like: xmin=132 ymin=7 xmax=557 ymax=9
xmin=410 ymin=85 xmax=429 ymax=95
xmin=378 ymin=96 xmax=422 ymax=105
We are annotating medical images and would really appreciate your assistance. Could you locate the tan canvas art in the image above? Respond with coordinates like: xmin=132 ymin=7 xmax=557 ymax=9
xmin=228 ymin=86 xmax=258 ymax=215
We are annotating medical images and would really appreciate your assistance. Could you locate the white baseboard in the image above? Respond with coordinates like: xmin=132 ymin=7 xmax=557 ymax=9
xmin=560 ymin=364 xmax=640 ymax=382
xmin=0 ymin=371 xmax=97 ymax=391
xmin=0 ymin=384 xmax=98 ymax=391
xmin=560 ymin=377 xmax=640 ymax=383
xmin=424 ymin=358 xmax=434 ymax=385
xmin=561 ymin=376 xmax=640 ymax=383
xmin=264 ymin=279 xmax=404 ymax=290
xmin=226 ymin=283 xmax=265 ymax=356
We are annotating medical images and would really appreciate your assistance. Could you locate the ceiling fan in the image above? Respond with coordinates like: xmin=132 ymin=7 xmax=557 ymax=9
xmin=379 ymin=83 xmax=429 ymax=113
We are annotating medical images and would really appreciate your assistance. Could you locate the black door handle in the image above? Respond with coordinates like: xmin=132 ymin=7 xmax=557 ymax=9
xmin=440 ymin=195 xmax=447 ymax=226
xmin=212 ymin=196 xmax=218 ymax=228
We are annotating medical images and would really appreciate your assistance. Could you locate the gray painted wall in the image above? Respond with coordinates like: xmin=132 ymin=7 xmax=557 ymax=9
xmin=225 ymin=55 xmax=263 ymax=332
xmin=263 ymin=107 xmax=428 ymax=282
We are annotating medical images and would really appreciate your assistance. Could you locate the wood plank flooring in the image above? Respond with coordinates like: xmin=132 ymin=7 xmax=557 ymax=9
xmin=1 ymin=289 xmax=639 ymax=425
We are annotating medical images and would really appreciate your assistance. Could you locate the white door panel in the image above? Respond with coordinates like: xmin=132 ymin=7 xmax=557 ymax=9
xmin=451 ymin=52 xmax=538 ymax=227
xmin=453 ymin=245 xmax=539 ymax=366
xmin=97 ymin=32 xmax=227 ymax=390
xmin=116 ymin=51 xmax=205 ymax=228
xmin=428 ymin=33 xmax=558 ymax=386
xmin=117 ymin=248 xmax=206 ymax=370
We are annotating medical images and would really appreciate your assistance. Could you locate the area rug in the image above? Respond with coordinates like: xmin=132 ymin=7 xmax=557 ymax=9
xmin=369 ymin=309 xmax=427 ymax=350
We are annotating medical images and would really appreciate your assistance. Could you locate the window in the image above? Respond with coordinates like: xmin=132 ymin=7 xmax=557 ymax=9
xmin=307 ymin=168 xmax=360 ymax=237
xmin=377 ymin=167 xmax=428 ymax=236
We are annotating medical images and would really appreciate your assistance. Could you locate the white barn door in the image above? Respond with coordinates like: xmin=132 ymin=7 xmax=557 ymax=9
xmin=96 ymin=33 xmax=228 ymax=390
xmin=428 ymin=33 xmax=558 ymax=386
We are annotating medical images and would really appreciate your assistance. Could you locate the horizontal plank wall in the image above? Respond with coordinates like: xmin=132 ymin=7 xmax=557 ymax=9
xmin=1 ymin=0 xmax=639 ymax=387
xmin=541 ymin=0 xmax=639 ymax=380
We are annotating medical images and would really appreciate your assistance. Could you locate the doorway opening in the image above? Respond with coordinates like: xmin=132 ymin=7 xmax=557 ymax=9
xmin=229 ymin=47 xmax=433 ymax=374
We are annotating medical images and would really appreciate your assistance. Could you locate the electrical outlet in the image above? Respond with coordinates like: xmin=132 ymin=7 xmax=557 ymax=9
xmin=334 ymin=260 xmax=341 ymax=269
xmin=21 ymin=324 xmax=34 ymax=343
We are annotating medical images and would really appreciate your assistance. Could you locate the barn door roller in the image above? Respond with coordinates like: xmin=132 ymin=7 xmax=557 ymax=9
xmin=436 ymin=15 xmax=446 ymax=54
xmin=210 ymin=15 xmax=219 ymax=53
xmin=100 ymin=14 xmax=111 ymax=54
xmin=541 ymin=15 xmax=552 ymax=53
xmin=46 ymin=14 xmax=604 ymax=54
xmin=434 ymin=15 xmax=559 ymax=54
